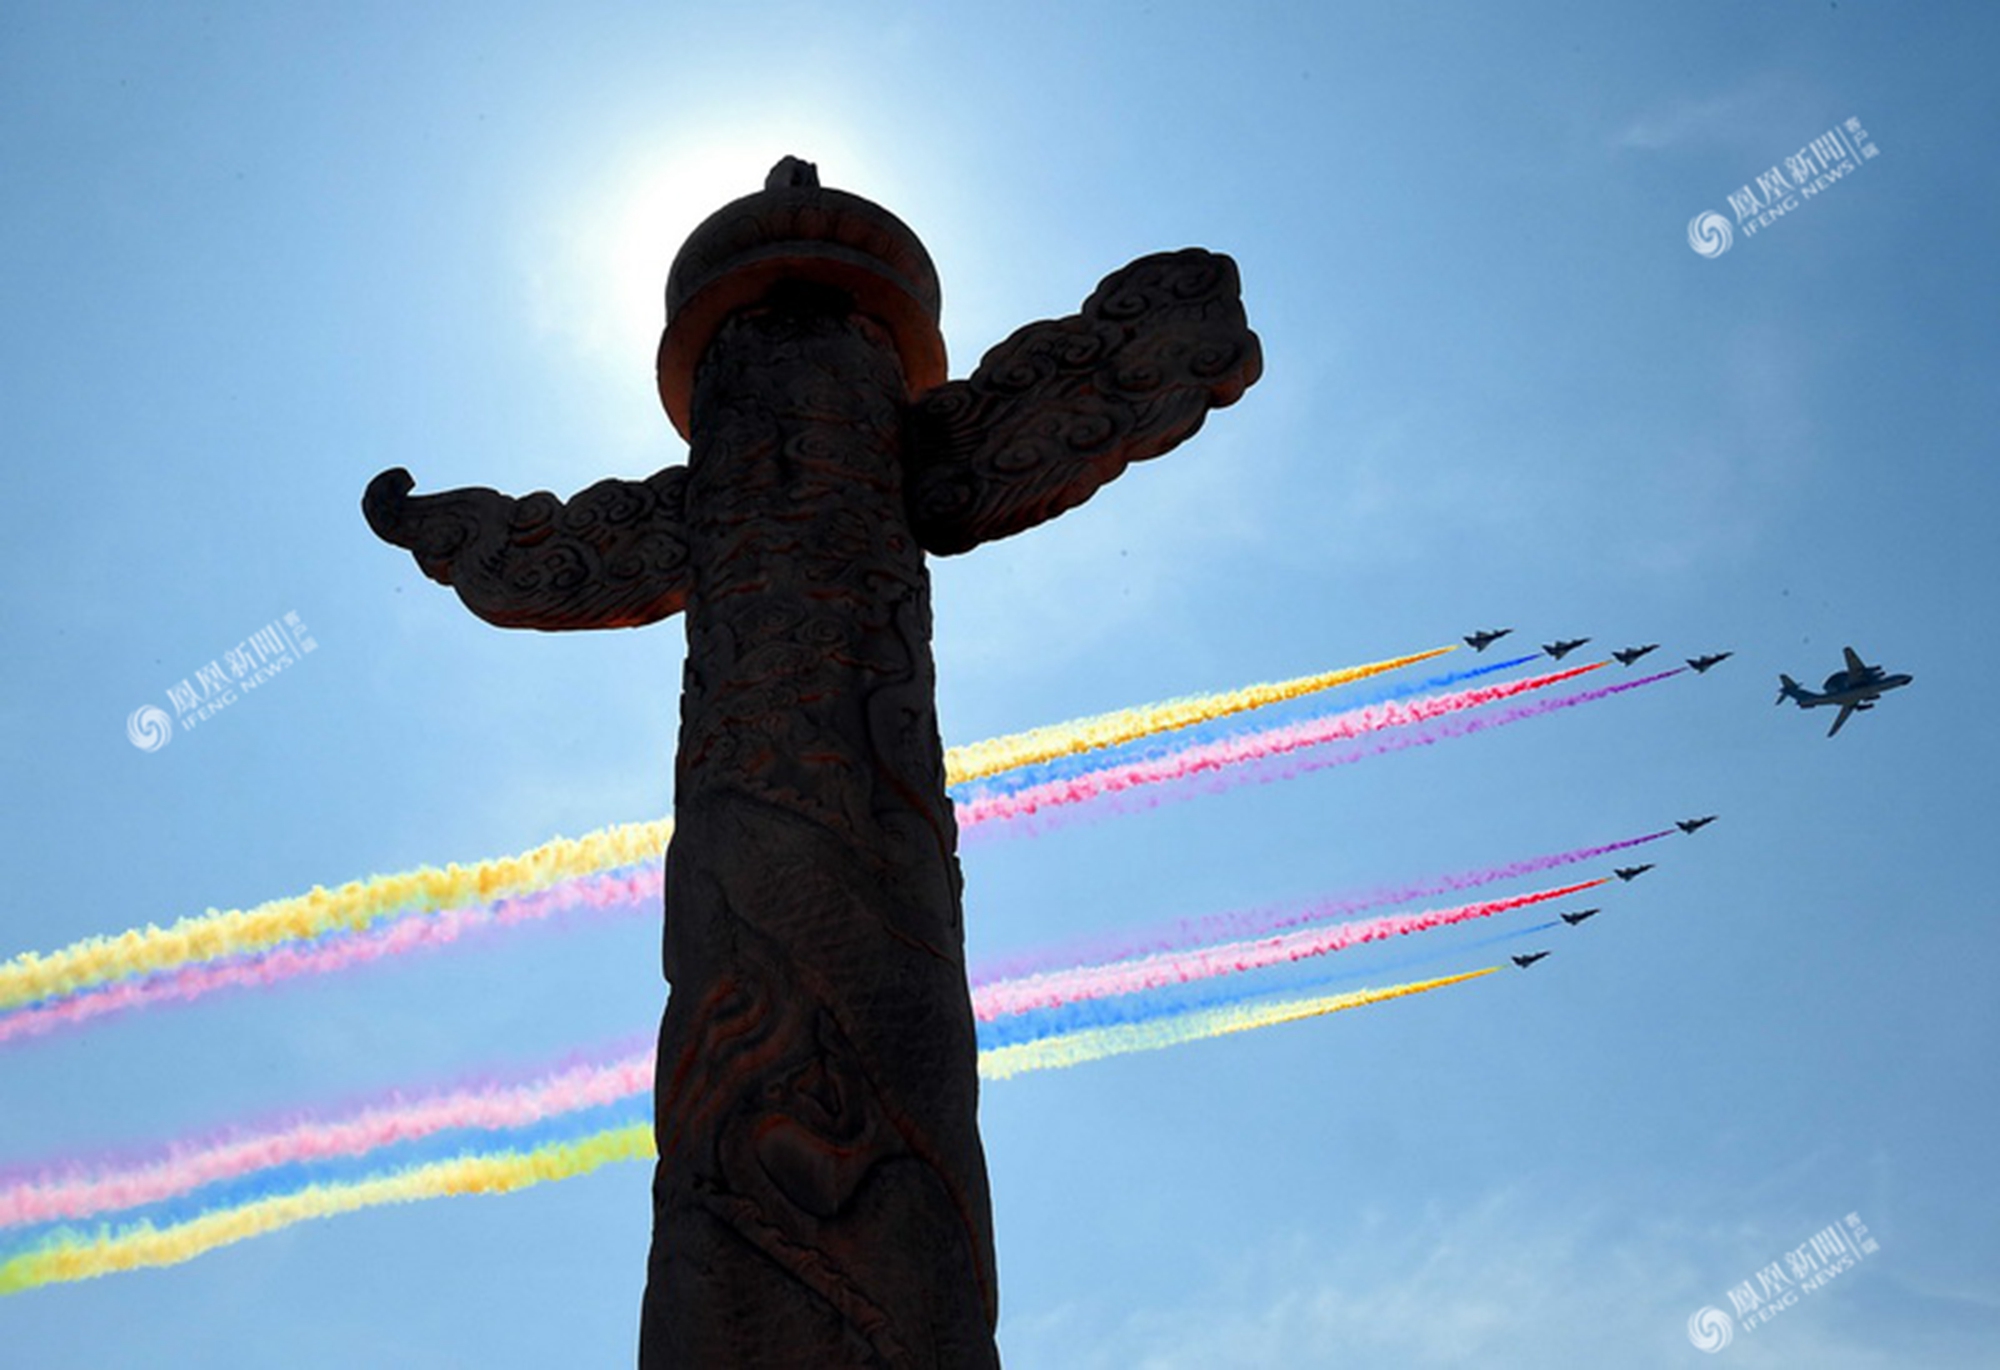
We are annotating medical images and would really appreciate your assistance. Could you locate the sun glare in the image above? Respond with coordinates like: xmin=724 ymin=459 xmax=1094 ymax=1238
xmin=522 ymin=120 xmax=892 ymax=454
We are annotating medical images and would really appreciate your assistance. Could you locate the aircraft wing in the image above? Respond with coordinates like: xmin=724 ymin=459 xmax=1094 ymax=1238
xmin=1829 ymin=702 xmax=1857 ymax=737
xmin=1844 ymin=646 xmax=1869 ymax=677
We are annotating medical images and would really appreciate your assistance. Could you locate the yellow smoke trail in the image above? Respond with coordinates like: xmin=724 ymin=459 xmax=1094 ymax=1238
xmin=0 ymin=1124 xmax=654 ymax=1294
xmin=4 ymin=648 xmax=1450 ymax=1011
xmin=0 ymin=968 xmax=1490 ymax=1292
xmin=977 ymin=968 xmax=1498 ymax=1081
xmin=0 ymin=821 xmax=678 ymax=1011
xmin=941 ymin=646 xmax=1454 ymax=786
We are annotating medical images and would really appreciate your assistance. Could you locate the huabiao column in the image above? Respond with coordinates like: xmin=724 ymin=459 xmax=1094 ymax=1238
xmin=364 ymin=156 xmax=1260 ymax=1367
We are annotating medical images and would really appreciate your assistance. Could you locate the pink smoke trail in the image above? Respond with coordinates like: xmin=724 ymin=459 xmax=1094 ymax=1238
xmin=968 ymin=829 xmax=1671 ymax=986
xmin=0 ymin=674 xmax=1673 ymax=1043
xmin=1228 ymin=666 xmax=1689 ymax=788
xmin=0 ymin=1043 xmax=656 ymax=1228
xmin=0 ymin=868 xmax=660 ymax=1046
xmin=0 ymin=866 xmax=1614 ymax=1229
xmin=956 ymin=662 xmax=1605 ymax=833
xmin=972 ymin=879 xmax=1605 ymax=1021
xmin=966 ymin=667 xmax=1682 ymax=846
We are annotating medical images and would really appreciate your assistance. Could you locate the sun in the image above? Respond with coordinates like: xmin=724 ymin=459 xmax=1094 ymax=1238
xmin=521 ymin=119 xmax=890 ymax=453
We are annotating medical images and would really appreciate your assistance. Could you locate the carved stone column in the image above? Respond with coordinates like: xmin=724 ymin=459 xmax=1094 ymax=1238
xmin=361 ymin=156 xmax=1261 ymax=1369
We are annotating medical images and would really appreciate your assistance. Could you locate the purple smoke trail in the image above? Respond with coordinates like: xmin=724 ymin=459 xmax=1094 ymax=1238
xmin=956 ymin=662 xmax=1602 ymax=838
xmin=0 ymin=868 xmax=661 ymax=1046
xmin=974 ymin=880 xmax=1603 ymax=1020
xmin=968 ymin=828 xmax=1672 ymax=987
xmin=0 ymin=1039 xmax=656 ymax=1227
xmin=965 ymin=668 xmax=1683 ymax=847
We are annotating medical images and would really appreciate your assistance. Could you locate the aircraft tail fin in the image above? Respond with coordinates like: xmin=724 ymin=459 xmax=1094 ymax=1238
xmin=1776 ymin=674 xmax=1806 ymax=706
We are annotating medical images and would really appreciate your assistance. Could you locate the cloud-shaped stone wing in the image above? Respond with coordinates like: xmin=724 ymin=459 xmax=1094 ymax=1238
xmin=904 ymin=249 xmax=1261 ymax=556
xmin=363 ymin=466 xmax=691 ymax=631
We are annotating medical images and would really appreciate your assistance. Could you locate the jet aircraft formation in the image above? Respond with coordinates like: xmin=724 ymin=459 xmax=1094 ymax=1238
xmin=1466 ymin=634 xmax=1911 ymax=735
xmin=1463 ymin=628 xmax=1735 ymax=672
xmin=1506 ymin=818 xmax=1716 ymax=969
xmin=1442 ymin=627 xmax=1906 ymax=966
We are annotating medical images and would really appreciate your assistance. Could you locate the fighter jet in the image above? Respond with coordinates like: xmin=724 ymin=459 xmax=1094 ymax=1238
xmin=1676 ymin=815 xmax=1718 ymax=835
xmin=1613 ymin=644 xmax=1660 ymax=666
xmin=1614 ymin=864 xmax=1654 ymax=882
xmin=1511 ymin=951 xmax=1550 ymax=968
xmin=1777 ymin=646 xmax=1914 ymax=737
xmin=1687 ymin=653 xmax=1733 ymax=674
xmin=1560 ymin=909 xmax=1600 ymax=926
xmin=1543 ymin=637 xmax=1590 ymax=660
xmin=1463 ymin=628 xmax=1513 ymax=652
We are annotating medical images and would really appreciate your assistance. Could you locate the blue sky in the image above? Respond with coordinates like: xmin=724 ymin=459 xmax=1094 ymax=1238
xmin=4 ymin=3 xmax=1996 ymax=1365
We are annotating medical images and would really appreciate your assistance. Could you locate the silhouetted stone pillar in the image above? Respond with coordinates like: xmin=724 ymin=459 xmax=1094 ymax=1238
xmin=364 ymin=157 xmax=1260 ymax=1367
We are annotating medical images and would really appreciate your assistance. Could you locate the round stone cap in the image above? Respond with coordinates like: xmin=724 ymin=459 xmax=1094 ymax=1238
xmin=656 ymin=158 xmax=947 ymax=440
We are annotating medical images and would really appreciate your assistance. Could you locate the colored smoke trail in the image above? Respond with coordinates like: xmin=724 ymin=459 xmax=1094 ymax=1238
xmin=1232 ymin=667 xmax=1689 ymax=786
xmin=4 ymin=660 xmax=1664 ymax=1041
xmin=956 ymin=661 xmax=1605 ymax=834
xmin=0 ymin=1043 xmax=655 ymax=1228
xmin=0 ymin=813 xmax=1651 ymax=1046
xmin=957 ymin=652 xmax=1539 ymax=801
xmin=973 ymin=880 xmax=1603 ymax=1022
xmin=977 ymin=918 xmax=1565 ymax=1049
xmin=0 ymin=821 xmax=677 ymax=1013
xmin=978 ymin=968 xmax=1499 ymax=1080
xmin=3 ymin=872 xmax=1562 ymax=1241
xmin=0 ymin=869 xmax=661 ymax=1046
xmin=0 ymin=893 xmax=1548 ymax=1230
xmin=0 ymin=1124 xmax=655 ymax=1295
xmin=3 ymin=661 xmax=1650 ymax=1046
xmin=1288 ymin=917 xmax=1563 ymax=998
xmin=7 ymin=885 xmax=1550 ymax=1228
xmin=967 ymin=667 xmax=1682 ymax=846
xmin=971 ymin=831 xmax=1668 ymax=986
xmin=3 ymin=650 xmax=1459 ymax=1015
xmin=942 ymin=645 xmax=1454 ymax=786
xmin=0 ymin=963 xmax=1495 ymax=1291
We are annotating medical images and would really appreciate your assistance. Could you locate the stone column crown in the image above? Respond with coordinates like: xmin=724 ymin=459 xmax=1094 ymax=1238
xmin=657 ymin=158 xmax=947 ymax=441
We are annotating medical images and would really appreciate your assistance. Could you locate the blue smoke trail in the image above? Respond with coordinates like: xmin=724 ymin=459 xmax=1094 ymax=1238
xmin=975 ymin=918 xmax=1564 ymax=1050
xmin=952 ymin=654 xmax=1540 ymax=801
